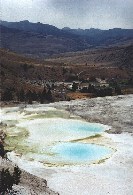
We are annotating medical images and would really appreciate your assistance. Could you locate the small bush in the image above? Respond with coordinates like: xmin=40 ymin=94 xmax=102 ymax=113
xmin=0 ymin=166 xmax=21 ymax=194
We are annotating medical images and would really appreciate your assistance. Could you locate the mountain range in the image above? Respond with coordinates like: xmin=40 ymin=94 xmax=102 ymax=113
xmin=0 ymin=20 xmax=133 ymax=58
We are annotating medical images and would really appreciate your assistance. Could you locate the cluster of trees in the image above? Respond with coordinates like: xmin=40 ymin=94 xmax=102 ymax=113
xmin=71 ymin=76 xmax=123 ymax=97
xmin=80 ymin=84 xmax=122 ymax=97
xmin=0 ymin=166 xmax=21 ymax=194
xmin=1 ymin=87 xmax=53 ymax=104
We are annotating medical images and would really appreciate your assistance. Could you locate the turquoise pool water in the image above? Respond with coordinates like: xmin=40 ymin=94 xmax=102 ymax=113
xmin=51 ymin=142 xmax=112 ymax=164
xmin=17 ymin=118 xmax=109 ymax=146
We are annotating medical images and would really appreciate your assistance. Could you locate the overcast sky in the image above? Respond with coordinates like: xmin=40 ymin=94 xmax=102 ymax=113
xmin=1 ymin=0 xmax=133 ymax=29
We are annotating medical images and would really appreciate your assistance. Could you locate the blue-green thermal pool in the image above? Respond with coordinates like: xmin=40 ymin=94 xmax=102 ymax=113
xmin=1 ymin=106 xmax=113 ymax=166
xmin=51 ymin=142 xmax=112 ymax=164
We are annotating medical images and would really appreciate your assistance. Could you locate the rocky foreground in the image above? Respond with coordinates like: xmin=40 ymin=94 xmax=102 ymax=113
xmin=0 ymin=156 xmax=58 ymax=195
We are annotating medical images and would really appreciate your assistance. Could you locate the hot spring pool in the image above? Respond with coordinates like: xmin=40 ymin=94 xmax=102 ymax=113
xmin=47 ymin=142 xmax=113 ymax=164
xmin=2 ymin=107 xmax=112 ymax=166
xmin=16 ymin=118 xmax=110 ymax=145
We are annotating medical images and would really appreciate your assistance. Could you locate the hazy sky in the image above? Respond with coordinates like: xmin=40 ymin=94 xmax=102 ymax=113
xmin=1 ymin=0 xmax=133 ymax=29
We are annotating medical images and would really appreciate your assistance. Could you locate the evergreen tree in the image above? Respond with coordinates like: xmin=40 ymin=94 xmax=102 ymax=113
xmin=32 ymin=90 xmax=37 ymax=101
xmin=40 ymin=87 xmax=47 ymax=104
xmin=115 ymin=86 xmax=122 ymax=95
xmin=18 ymin=88 xmax=25 ymax=102
xmin=0 ymin=166 xmax=21 ymax=194
xmin=0 ymin=143 xmax=5 ymax=158
xmin=0 ymin=168 xmax=14 ymax=193
xmin=46 ymin=89 xmax=53 ymax=102
xmin=13 ymin=166 xmax=21 ymax=185
xmin=1 ymin=88 xmax=13 ymax=101
xmin=26 ymin=90 xmax=33 ymax=104
xmin=72 ymin=82 xmax=78 ymax=92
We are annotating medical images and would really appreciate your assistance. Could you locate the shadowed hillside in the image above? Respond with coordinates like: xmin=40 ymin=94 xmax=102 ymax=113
xmin=47 ymin=44 xmax=133 ymax=69
xmin=0 ymin=24 xmax=90 ymax=58
xmin=62 ymin=27 xmax=133 ymax=46
xmin=1 ymin=20 xmax=133 ymax=58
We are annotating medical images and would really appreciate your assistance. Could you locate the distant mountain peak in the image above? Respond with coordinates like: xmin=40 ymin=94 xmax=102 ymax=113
xmin=89 ymin=28 xmax=101 ymax=31
xmin=62 ymin=27 xmax=71 ymax=30
xmin=19 ymin=20 xmax=30 ymax=23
